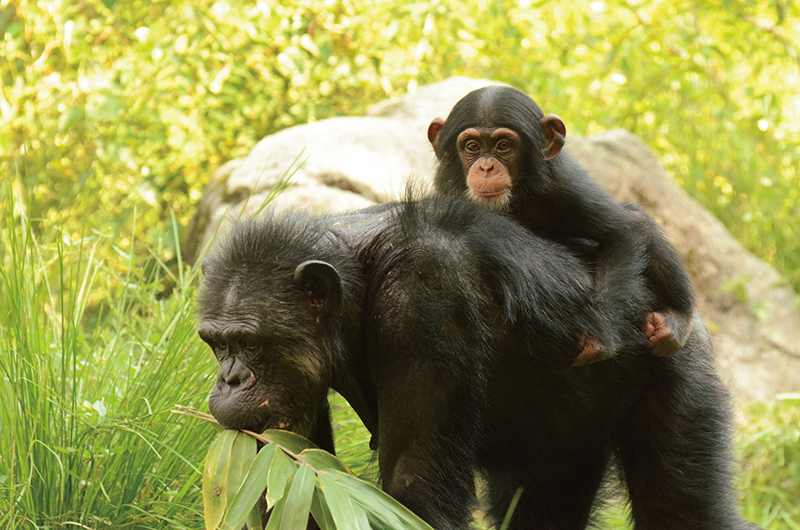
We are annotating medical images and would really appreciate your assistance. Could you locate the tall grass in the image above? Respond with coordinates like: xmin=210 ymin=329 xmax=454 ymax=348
xmin=0 ymin=179 xmax=216 ymax=529
xmin=2 ymin=171 xmax=798 ymax=529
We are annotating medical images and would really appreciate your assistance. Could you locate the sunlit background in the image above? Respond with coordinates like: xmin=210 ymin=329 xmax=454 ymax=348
xmin=2 ymin=1 xmax=799 ymax=528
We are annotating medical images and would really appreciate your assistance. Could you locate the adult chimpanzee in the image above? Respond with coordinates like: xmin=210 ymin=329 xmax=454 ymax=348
xmin=428 ymin=86 xmax=695 ymax=364
xmin=198 ymin=197 xmax=758 ymax=530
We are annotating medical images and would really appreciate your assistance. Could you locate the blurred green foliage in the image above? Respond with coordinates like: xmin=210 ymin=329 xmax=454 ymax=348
xmin=739 ymin=396 xmax=800 ymax=529
xmin=2 ymin=0 xmax=799 ymax=290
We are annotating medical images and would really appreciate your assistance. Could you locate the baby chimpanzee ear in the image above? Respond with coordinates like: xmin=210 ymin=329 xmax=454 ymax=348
xmin=428 ymin=117 xmax=446 ymax=157
xmin=293 ymin=260 xmax=343 ymax=326
xmin=540 ymin=114 xmax=566 ymax=161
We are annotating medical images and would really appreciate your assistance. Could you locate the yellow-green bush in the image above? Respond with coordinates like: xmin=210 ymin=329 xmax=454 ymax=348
xmin=2 ymin=0 xmax=799 ymax=289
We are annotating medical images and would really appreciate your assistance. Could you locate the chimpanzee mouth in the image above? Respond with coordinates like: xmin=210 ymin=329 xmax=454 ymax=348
xmin=472 ymin=190 xmax=511 ymax=211
xmin=476 ymin=190 xmax=506 ymax=197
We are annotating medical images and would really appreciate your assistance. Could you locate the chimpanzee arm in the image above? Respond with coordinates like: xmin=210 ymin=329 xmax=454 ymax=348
xmin=625 ymin=203 xmax=696 ymax=357
xmin=551 ymin=169 xmax=695 ymax=361
xmin=375 ymin=356 xmax=480 ymax=529
xmin=547 ymin=162 xmax=650 ymax=363
xmin=368 ymin=230 xmax=488 ymax=528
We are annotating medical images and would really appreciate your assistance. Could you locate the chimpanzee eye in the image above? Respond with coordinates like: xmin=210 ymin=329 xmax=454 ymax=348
xmin=242 ymin=339 xmax=259 ymax=352
xmin=495 ymin=139 xmax=511 ymax=154
xmin=464 ymin=140 xmax=481 ymax=154
xmin=211 ymin=339 xmax=228 ymax=354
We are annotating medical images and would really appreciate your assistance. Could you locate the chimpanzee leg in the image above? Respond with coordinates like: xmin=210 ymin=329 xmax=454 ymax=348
xmin=375 ymin=356 xmax=481 ymax=530
xmin=485 ymin=454 xmax=608 ymax=530
xmin=616 ymin=320 xmax=753 ymax=529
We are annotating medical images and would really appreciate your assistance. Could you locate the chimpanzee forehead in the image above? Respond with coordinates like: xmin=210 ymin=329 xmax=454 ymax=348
xmin=458 ymin=127 xmax=519 ymax=138
xmin=445 ymin=86 xmax=544 ymax=140
xmin=199 ymin=269 xmax=299 ymax=326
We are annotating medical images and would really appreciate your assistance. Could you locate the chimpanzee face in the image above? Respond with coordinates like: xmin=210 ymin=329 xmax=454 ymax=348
xmin=198 ymin=259 xmax=343 ymax=435
xmin=456 ymin=126 xmax=521 ymax=211
xmin=428 ymin=85 xmax=567 ymax=212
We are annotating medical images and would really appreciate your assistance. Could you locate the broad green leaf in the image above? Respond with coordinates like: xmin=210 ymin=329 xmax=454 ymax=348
xmin=321 ymin=470 xmax=434 ymax=530
xmin=203 ymin=430 xmax=238 ymax=530
xmin=228 ymin=431 xmax=258 ymax=499
xmin=244 ymin=505 xmax=262 ymax=530
xmin=261 ymin=429 xmax=318 ymax=454
xmin=266 ymin=446 xmax=297 ymax=511
xmin=203 ymin=430 xmax=260 ymax=530
xmin=316 ymin=471 xmax=371 ymax=530
xmin=299 ymin=448 xmax=351 ymax=473
xmin=264 ymin=493 xmax=288 ymax=530
xmin=309 ymin=488 xmax=336 ymax=530
xmin=219 ymin=442 xmax=275 ymax=530
xmin=278 ymin=464 xmax=316 ymax=530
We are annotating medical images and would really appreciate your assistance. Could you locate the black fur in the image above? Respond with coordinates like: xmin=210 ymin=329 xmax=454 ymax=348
xmin=432 ymin=85 xmax=696 ymax=360
xmin=198 ymin=197 xmax=757 ymax=529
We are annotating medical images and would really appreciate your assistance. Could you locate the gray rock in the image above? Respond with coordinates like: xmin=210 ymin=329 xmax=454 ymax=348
xmin=185 ymin=77 xmax=800 ymax=401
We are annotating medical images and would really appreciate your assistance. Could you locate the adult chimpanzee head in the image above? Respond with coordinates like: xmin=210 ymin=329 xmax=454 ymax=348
xmin=428 ymin=85 xmax=566 ymax=211
xmin=196 ymin=215 xmax=348 ymax=436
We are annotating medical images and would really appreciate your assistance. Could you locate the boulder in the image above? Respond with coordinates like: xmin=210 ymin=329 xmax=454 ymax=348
xmin=185 ymin=77 xmax=800 ymax=401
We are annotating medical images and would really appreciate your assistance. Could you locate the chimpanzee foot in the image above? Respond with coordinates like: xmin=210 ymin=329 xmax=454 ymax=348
xmin=573 ymin=334 xmax=614 ymax=367
xmin=643 ymin=310 xmax=694 ymax=357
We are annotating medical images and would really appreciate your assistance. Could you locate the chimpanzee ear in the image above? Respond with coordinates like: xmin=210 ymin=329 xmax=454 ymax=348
xmin=427 ymin=118 xmax=446 ymax=156
xmin=293 ymin=260 xmax=343 ymax=326
xmin=540 ymin=114 xmax=566 ymax=161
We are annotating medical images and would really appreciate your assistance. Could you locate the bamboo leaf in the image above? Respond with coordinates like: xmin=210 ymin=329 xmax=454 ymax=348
xmin=261 ymin=429 xmax=318 ymax=454
xmin=227 ymin=431 xmax=257 ymax=498
xmin=298 ymin=448 xmax=351 ymax=473
xmin=266 ymin=445 xmax=297 ymax=510
xmin=316 ymin=471 xmax=371 ymax=530
xmin=203 ymin=430 xmax=238 ymax=530
xmin=321 ymin=470 xmax=435 ymax=530
xmin=245 ymin=505 xmax=262 ymax=530
xmin=219 ymin=442 xmax=275 ymax=530
xmin=309 ymin=488 xmax=336 ymax=530
xmin=278 ymin=464 xmax=316 ymax=530
xmin=264 ymin=493 xmax=288 ymax=530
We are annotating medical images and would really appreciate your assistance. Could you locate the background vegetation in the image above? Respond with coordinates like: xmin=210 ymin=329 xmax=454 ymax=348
xmin=2 ymin=0 xmax=799 ymax=528
xmin=3 ymin=0 xmax=800 ymax=289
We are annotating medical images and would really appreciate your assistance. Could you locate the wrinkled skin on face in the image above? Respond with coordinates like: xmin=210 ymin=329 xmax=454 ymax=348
xmin=199 ymin=252 xmax=343 ymax=443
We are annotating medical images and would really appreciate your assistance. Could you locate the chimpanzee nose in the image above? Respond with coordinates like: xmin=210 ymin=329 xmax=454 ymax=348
xmin=217 ymin=357 xmax=254 ymax=388
xmin=479 ymin=159 xmax=495 ymax=171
